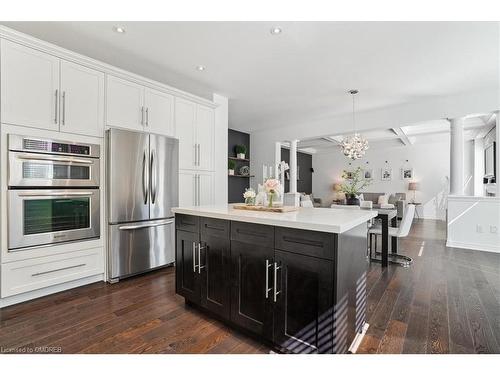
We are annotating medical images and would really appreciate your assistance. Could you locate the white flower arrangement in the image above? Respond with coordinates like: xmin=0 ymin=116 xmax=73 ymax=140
xmin=243 ymin=188 xmax=256 ymax=205
xmin=243 ymin=189 xmax=256 ymax=199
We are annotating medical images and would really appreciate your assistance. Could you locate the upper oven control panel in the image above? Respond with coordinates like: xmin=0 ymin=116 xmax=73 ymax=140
xmin=51 ymin=142 xmax=90 ymax=155
xmin=8 ymin=134 xmax=100 ymax=159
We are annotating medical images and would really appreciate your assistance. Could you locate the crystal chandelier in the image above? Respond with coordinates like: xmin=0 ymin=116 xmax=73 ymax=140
xmin=341 ymin=90 xmax=369 ymax=160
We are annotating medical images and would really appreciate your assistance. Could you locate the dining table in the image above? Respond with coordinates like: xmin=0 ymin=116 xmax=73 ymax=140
xmin=365 ymin=208 xmax=398 ymax=267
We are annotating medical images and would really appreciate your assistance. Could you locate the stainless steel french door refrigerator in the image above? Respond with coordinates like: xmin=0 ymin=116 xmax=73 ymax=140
xmin=107 ymin=128 xmax=179 ymax=281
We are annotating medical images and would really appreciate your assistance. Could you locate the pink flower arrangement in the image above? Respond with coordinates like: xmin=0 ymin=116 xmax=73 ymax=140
xmin=264 ymin=178 xmax=280 ymax=193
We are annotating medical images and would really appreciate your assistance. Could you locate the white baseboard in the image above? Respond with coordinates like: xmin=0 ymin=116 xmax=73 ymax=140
xmin=446 ymin=240 xmax=500 ymax=254
xmin=0 ymin=274 xmax=104 ymax=308
xmin=348 ymin=322 xmax=370 ymax=354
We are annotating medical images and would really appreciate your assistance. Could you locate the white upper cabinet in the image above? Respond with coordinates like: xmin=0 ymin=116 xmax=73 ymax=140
xmin=1 ymin=39 xmax=60 ymax=131
xmin=176 ymin=97 xmax=197 ymax=170
xmin=175 ymin=98 xmax=215 ymax=171
xmin=106 ymin=75 xmax=144 ymax=131
xmin=144 ymin=88 xmax=174 ymax=137
xmin=196 ymin=104 xmax=215 ymax=171
xmin=60 ymin=60 xmax=104 ymax=137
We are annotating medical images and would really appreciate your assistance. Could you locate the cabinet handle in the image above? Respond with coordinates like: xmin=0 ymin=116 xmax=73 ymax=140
xmin=197 ymin=144 xmax=201 ymax=166
xmin=265 ymin=259 xmax=273 ymax=299
xmin=198 ymin=243 xmax=206 ymax=274
xmin=197 ymin=174 xmax=201 ymax=206
xmin=146 ymin=107 xmax=149 ymax=126
xmin=54 ymin=89 xmax=58 ymax=124
xmin=193 ymin=144 xmax=197 ymax=167
xmin=32 ymin=263 xmax=85 ymax=277
xmin=62 ymin=91 xmax=66 ymax=125
xmin=192 ymin=242 xmax=198 ymax=272
xmin=273 ymin=262 xmax=281 ymax=302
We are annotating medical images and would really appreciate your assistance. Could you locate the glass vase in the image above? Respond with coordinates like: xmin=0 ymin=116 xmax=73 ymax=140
xmin=267 ymin=192 xmax=274 ymax=208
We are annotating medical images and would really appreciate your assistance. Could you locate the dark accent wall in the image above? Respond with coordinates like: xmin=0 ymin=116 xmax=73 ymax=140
xmin=228 ymin=129 xmax=250 ymax=203
xmin=281 ymin=148 xmax=313 ymax=194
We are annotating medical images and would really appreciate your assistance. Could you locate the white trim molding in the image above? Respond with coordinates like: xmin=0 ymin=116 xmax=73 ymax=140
xmin=446 ymin=240 xmax=500 ymax=254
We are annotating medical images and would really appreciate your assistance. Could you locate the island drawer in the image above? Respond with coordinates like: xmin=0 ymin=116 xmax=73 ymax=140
xmin=231 ymin=221 xmax=274 ymax=247
xmin=175 ymin=214 xmax=200 ymax=233
xmin=201 ymin=217 xmax=230 ymax=239
xmin=275 ymin=227 xmax=336 ymax=260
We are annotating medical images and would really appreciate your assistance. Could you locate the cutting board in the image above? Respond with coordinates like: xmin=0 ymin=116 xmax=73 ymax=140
xmin=232 ymin=204 xmax=300 ymax=213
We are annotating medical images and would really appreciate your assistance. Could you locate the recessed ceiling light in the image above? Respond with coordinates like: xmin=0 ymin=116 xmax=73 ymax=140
xmin=196 ymin=65 xmax=205 ymax=71
xmin=113 ymin=26 xmax=126 ymax=34
xmin=270 ymin=27 xmax=282 ymax=35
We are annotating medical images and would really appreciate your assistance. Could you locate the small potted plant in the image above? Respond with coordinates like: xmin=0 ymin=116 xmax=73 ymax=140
xmin=228 ymin=159 xmax=236 ymax=176
xmin=243 ymin=188 xmax=256 ymax=205
xmin=234 ymin=145 xmax=247 ymax=159
xmin=340 ymin=167 xmax=372 ymax=205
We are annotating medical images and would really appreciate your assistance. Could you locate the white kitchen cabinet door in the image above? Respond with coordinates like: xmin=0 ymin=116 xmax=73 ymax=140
xmin=196 ymin=105 xmax=215 ymax=171
xmin=175 ymin=98 xmax=197 ymax=170
xmin=106 ymin=75 xmax=144 ymax=131
xmin=178 ymin=170 xmax=196 ymax=206
xmin=198 ymin=172 xmax=214 ymax=206
xmin=144 ymin=88 xmax=174 ymax=137
xmin=0 ymin=40 xmax=60 ymax=131
xmin=60 ymin=60 xmax=105 ymax=137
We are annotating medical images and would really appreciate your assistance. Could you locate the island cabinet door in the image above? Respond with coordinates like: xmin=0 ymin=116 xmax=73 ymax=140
xmin=230 ymin=241 xmax=274 ymax=340
xmin=175 ymin=230 xmax=200 ymax=303
xmin=273 ymin=250 xmax=335 ymax=354
xmin=199 ymin=219 xmax=231 ymax=319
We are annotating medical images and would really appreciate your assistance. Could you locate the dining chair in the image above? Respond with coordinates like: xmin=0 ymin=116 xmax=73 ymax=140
xmin=368 ymin=204 xmax=415 ymax=267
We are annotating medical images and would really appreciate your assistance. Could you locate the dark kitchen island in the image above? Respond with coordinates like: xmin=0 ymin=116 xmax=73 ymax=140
xmin=171 ymin=205 xmax=377 ymax=354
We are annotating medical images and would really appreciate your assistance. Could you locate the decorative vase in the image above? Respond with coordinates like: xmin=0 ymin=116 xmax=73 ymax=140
xmin=245 ymin=197 xmax=255 ymax=206
xmin=237 ymin=153 xmax=246 ymax=159
xmin=345 ymin=194 xmax=359 ymax=206
xmin=228 ymin=169 xmax=235 ymax=176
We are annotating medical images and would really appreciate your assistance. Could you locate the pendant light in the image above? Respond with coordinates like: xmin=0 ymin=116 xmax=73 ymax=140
xmin=340 ymin=89 xmax=369 ymax=160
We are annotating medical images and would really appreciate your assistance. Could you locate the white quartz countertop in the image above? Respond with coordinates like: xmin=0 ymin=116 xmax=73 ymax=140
xmin=172 ymin=205 xmax=378 ymax=234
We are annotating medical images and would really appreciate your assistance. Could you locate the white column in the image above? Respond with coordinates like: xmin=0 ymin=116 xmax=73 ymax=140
xmin=289 ymin=140 xmax=298 ymax=194
xmin=274 ymin=142 xmax=281 ymax=178
xmin=450 ymin=117 xmax=465 ymax=195
xmin=496 ymin=112 xmax=500 ymax=195
xmin=213 ymin=93 xmax=228 ymax=205
xmin=473 ymin=137 xmax=484 ymax=196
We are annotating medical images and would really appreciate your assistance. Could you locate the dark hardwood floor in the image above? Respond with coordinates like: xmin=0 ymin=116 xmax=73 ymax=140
xmin=0 ymin=219 xmax=498 ymax=354
xmin=358 ymin=219 xmax=500 ymax=354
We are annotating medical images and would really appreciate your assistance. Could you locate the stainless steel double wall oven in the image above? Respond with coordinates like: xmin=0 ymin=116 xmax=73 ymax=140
xmin=8 ymin=135 xmax=101 ymax=251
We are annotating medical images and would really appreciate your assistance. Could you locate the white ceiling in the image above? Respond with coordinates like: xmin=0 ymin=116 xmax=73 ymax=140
xmin=297 ymin=114 xmax=496 ymax=153
xmin=2 ymin=22 xmax=498 ymax=133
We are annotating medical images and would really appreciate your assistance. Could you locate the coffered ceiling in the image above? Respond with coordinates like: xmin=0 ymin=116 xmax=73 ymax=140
xmin=296 ymin=114 xmax=496 ymax=153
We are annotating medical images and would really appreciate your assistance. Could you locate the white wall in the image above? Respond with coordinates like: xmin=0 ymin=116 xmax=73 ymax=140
xmin=312 ymin=140 xmax=450 ymax=220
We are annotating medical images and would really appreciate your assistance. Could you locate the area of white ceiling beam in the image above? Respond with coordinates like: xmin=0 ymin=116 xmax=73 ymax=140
xmin=391 ymin=127 xmax=413 ymax=146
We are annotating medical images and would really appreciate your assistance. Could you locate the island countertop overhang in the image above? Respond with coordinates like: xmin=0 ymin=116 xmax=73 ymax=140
xmin=171 ymin=205 xmax=377 ymax=234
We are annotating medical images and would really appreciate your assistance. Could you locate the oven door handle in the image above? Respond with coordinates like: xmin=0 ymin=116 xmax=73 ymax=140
xmin=17 ymin=191 xmax=95 ymax=197
xmin=15 ymin=153 xmax=94 ymax=164
xmin=118 ymin=219 xmax=174 ymax=231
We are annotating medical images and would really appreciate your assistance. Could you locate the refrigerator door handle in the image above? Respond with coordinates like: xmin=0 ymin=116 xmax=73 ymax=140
xmin=150 ymin=149 xmax=157 ymax=204
xmin=118 ymin=219 xmax=174 ymax=231
xmin=142 ymin=150 xmax=149 ymax=204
